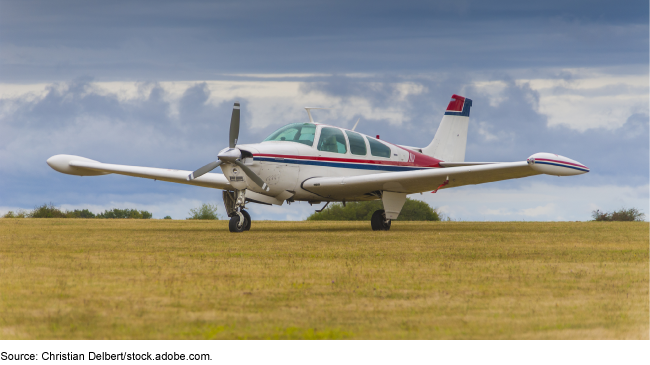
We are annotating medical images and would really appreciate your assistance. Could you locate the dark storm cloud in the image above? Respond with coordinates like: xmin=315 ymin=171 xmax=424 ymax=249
xmin=1 ymin=0 xmax=647 ymax=81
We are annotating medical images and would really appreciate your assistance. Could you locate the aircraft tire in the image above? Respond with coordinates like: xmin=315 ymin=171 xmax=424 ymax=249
xmin=371 ymin=209 xmax=391 ymax=231
xmin=241 ymin=210 xmax=251 ymax=231
xmin=229 ymin=215 xmax=246 ymax=233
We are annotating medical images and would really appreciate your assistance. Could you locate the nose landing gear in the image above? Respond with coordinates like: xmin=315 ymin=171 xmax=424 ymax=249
xmin=226 ymin=189 xmax=253 ymax=233
xmin=241 ymin=209 xmax=251 ymax=231
xmin=229 ymin=211 xmax=251 ymax=233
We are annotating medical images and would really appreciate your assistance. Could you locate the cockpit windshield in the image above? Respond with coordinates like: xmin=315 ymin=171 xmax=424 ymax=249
xmin=263 ymin=123 xmax=316 ymax=146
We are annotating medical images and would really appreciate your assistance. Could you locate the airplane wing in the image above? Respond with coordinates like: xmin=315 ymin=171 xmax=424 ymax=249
xmin=47 ymin=154 xmax=232 ymax=189
xmin=72 ymin=160 xmax=233 ymax=190
xmin=46 ymin=154 xmax=291 ymax=205
xmin=301 ymin=161 xmax=541 ymax=200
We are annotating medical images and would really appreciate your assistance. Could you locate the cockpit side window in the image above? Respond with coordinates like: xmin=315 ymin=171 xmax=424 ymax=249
xmin=317 ymin=127 xmax=348 ymax=154
xmin=263 ymin=123 xmax=316 ymax=146
xmin=366 ymin=137 xmax=391 ymax=158
xmin=345 ymin=130 xmax=367 ymax=156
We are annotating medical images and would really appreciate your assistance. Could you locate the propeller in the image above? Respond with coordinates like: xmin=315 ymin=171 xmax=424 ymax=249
xmin=187 ymin=102 xmax=269 ymax=192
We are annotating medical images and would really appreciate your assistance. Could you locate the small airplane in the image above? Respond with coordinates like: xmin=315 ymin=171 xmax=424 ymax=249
xmin=47 ymin=94 xmax=589 ymax=232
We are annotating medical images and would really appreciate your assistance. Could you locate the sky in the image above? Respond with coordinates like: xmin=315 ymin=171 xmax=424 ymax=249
xmin=1 ymin=0 xmax=648 ymax=221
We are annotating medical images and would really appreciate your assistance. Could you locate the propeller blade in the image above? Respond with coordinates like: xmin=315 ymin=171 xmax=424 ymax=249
xmin=229 ymin=102 xmax=240 ymax=148
xmin=187 ymin=160 xmax=222 ymax=181
xmin=233 ymin=160 xmax=269 ymax=191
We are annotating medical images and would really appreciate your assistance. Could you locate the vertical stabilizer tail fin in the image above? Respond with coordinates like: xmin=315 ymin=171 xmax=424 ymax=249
xmin=421 ymin=94 xmax=472 ymax=162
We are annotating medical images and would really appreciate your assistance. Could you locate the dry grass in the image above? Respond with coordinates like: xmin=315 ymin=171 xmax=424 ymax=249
xmin=0 ymin=219 xmax=647 ymax=339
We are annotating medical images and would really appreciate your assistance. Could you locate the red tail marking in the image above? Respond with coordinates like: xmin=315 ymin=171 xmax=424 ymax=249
xmin=446 ymin=94 xmax=466 ymax=112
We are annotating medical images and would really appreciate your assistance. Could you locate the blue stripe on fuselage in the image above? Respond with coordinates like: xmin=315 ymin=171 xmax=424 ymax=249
xmin=254 ymin=157 xmax=430 ymax=172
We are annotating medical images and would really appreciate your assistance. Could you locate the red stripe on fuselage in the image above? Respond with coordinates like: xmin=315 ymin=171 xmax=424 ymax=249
xmin=255 ymin=153 xmax=442 ymax=168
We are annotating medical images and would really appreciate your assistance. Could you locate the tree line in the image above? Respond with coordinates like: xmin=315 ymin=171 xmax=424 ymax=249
xmin=2 ymin=202 xmax=643 ymax=222
xmin=2 ymin=203 xmax=152 ymax=219
xmin=307 ymin=198 xmax=442 ymax=221
xmin=306 ymin=200 xmax=645 ymax=222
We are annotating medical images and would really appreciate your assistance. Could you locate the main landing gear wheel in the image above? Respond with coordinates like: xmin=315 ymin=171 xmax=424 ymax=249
xmin=241 ymin=210 xmax=251 ymax=231
xmin=371 ymin=209 xmax=391 ymax=231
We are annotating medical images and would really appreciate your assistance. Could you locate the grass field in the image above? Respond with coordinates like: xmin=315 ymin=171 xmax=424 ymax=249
xmin=0 ymin=219 xmax=647 ymax=339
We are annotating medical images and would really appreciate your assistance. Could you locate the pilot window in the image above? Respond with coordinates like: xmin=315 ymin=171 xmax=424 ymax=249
xmin=366 ymin=137 xmax=391 ymax=158
xmin=345 ymin=130 xmax=367 ymax=156
xmin=317 ymin=127 xmax=348 ymax=154
xmin=263 ymin=123 xmax=316 ymax=146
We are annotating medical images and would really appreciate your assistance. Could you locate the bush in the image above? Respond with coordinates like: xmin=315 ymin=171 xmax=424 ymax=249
xmin=65 ymin=209 xmax=96 ymax=218
xmin=163 ymin=216 xmax=172 ymax=220
xmin=592 ymin=208 xmax=645 ymax=222
xmin=29 ymin=203 xmax=67 ymax=218
xmin=2 ymin=210 xmax=28 ymax=218
xmin=3 ymin=205 xmax=154 ymax=219
xmin=187 ymin=203 xmax=220 ymax=220
xmin=307 ymin=198 xmax=440 ymax=221
xmin=97 ymin=208 xmax=153 ymax=219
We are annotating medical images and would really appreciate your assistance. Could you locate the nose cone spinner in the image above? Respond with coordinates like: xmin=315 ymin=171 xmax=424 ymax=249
xmin=217 ymin=147 xmax=242 ymax=163
xmin=527 ymin=152 xmax=589 ymax=176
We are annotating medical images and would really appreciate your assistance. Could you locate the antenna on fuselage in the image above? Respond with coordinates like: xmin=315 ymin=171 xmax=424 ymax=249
xmin=304 ymin=107 xmax=330 ymax=124
xmin=351 ymin=118 xmax=360 ymax=131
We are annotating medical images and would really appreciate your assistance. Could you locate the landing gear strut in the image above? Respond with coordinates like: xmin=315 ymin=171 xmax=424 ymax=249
xmin=241 ymin=209 xmax=251 ymax=231
xmin=371 ymin=209 xmax=391 ymax=231
xmin=227 ymin=189 xmax=252 ymax=233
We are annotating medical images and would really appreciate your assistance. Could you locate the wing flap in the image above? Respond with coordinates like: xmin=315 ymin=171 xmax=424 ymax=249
xmin=301 ymin=161 xmax=540 ymax=200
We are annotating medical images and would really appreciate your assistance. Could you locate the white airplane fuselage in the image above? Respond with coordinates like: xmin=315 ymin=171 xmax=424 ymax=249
xmin=229 ymin=124 xmax=442 ymax=203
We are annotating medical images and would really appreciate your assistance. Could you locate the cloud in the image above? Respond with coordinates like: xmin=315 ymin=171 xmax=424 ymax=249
xmin=520 ymin=203 xmax=556 ymax=217
xmin=412 ymin=182 xmax=648 ymax=221
xmin=1 ymin=1 xmax=647 ymax=223
xmin=0 ymin=70 xmax=646 ymax=221
xmin=516 ymin=69 xmax=649 ymax=131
